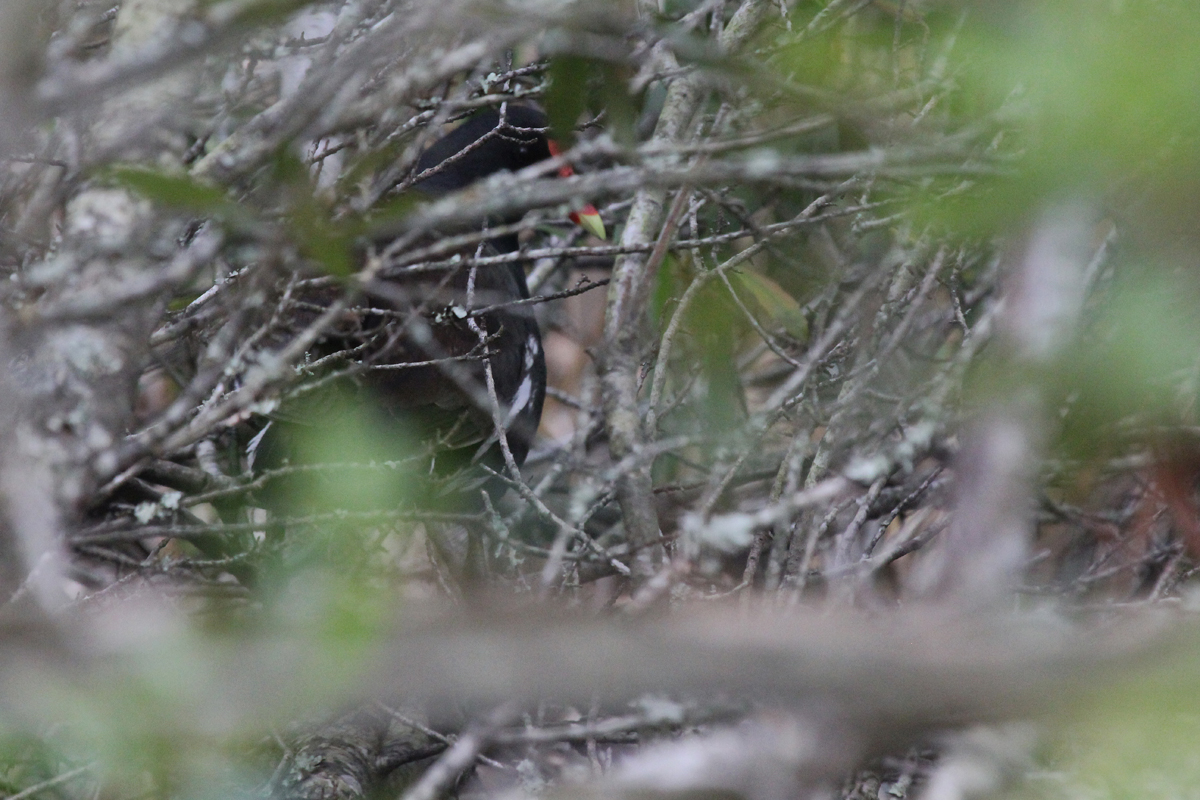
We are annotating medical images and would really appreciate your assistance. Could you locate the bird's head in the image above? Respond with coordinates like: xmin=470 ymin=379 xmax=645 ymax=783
xmin=546 ymin=138 xmax=606 ymax=240
xmin=413 ymin=107 xmax=606 ymax=241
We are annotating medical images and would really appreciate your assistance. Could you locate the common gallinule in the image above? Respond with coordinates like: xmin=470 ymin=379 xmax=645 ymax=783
xmin=251 ymin=106 xmax=603 ymax=502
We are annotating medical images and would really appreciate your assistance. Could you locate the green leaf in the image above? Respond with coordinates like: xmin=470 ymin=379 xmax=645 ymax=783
xmin=269 ymin=146 xmax=311 ymax=188
xmin=599 ymin=63 xmax=639 ymax=145
xmin=287 ymin=202 xmax=356 ymax=278
xmin=108 ymin=167 xmax=238 ymax=217
xmin=364 ymin=193 xmax=422 ymax=231
xmin=301 ymin=228 xmax=355 ymax=278
xmin=546 ymin=55 xmax=593 ymax=147
xmin=265 ymin=147 xmax=360 ymax=277
xmin=279 ymin=389 xmax=419 ymax=515
xmin=651 ymin=252 xmax=689 ymax=331
xmin=198 ymin=0 xmax=314 ymax=27
xmin=727 ymin=269 xmax=809 ymax=342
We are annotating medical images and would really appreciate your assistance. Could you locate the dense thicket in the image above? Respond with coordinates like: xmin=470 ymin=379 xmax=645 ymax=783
xmin=1 ymin=1 xmax=1200 ymax=799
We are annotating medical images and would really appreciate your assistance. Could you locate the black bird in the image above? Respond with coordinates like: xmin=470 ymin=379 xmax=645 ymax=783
xmin=251 ymin=106 xmax=604 ymax=503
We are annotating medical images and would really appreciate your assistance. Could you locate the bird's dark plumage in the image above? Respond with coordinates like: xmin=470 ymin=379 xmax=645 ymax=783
xmin=413 ymin=105 xmax=553 ymax=195
xmin=251 ymin=107 xmax=560 ymax=503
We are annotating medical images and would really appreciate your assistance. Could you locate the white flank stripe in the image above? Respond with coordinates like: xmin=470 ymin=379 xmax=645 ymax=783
xmin=508 ymin=375 xmax=533 ymax=424
xmin=524 ymin=334 xmax=540 ymax=369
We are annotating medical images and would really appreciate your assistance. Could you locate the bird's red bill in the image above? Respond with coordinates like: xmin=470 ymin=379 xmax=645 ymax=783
xmin=549 ymin=140 xmax=606 ymax=240
xmin=570 ymin=205 xmax=606 ymax=240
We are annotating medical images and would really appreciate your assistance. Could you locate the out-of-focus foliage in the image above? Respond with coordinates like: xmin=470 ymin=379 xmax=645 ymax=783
xmin=950 ymin=1 xmax=1200 ymax=234
xmin=7 ymin=0 xmax=1200 ymax=799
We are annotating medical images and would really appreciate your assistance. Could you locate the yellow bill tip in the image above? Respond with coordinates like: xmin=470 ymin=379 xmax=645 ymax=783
xmin=571 ymin=205 xmax=607 ymax=240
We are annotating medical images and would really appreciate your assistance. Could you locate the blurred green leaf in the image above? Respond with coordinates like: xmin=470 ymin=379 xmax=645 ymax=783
xmin=651 ymin=251 xmax=688 ymax=331
xmin=282 ymin=391 xmax=419 ymax=515
xmin=270 ymin=148 xmax=360 ymax=277
xmin=109 ymin=167 xmax=239 ymax=218
xmin=546 ymin=55 xmax=592 ymax=147
xmin=598 ymin=62 xmax=640 ymax=145
xmin=1011 ymin=638 xmax=1200 ymax=800
xmin=928 ymin=1 xmax=1200 ymax=235
xmin=1052 ymin=268 xmax=1200 ymax=458
xmin=652 ymin=255 xmax=748 ymax=448
xmin=269 ymin=146 xmax=311 ymax=188
xmin=289 ymin=202 xmax=357 ymax=278
xmin=772 ymin=25 xmax=844 ymax=89
xmin=198 ymin=0 xmax=314 ymax=26
xmin=365 ymin=193 xmax=422 ymax=233
xmin=727 ymin=269 xmax=809 ymax=342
